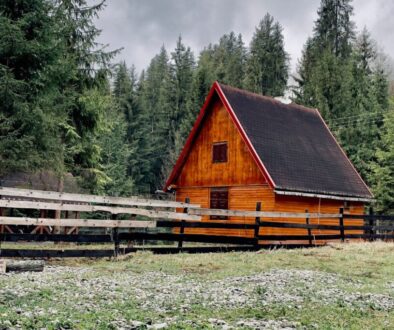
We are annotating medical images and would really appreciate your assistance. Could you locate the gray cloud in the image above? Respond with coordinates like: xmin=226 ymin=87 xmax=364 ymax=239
xmin=95 ymin=0 xmax=393 ymax=75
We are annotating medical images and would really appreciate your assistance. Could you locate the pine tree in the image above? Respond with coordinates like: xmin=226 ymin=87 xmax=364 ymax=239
xmin=158 ymin=36 xmax=196 ymax=182
xmin=211 ymin=32 xmax=246 ymax=88
xmin=53 ymin=0 xmax=119 ymax=190
xmin=371 ymin=101 xmax=394 ymax=213
xmin=0 ymin=0 xmax=62 ymax=176
xmin=337 ymin=29 xmax=389 ymax=182
xmin=244 ymin=13 xmax=289 ymax=96
xmin=168 ymin=36 xmax=195 ymax=154
xmin=96 ymin=61 xmax=138 ymax=196
xmin=138 ymin=46 xmax=172 ymax=192
xmin=293 ymin=38 xmax=317 ymax=105
xmin=313 ymin=0 xmax=355 ymax=58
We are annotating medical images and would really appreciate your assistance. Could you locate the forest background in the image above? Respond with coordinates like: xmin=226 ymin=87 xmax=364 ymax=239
xmin=0 ymin=0 xmax=393 ymax=213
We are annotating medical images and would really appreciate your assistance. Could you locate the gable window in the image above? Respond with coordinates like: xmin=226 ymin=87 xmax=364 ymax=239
xmin=210 ymin=188 xmax=228 ymax=220
xmin=212 ymin=142 xmax=228 ymax=163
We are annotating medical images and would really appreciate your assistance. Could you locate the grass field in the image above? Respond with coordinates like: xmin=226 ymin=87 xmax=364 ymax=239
xmin=0 ymin=242 xmax=393 ymax=329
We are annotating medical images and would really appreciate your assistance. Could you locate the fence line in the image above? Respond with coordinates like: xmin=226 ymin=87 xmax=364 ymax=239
xmin=0 ymin=187 xmax=393 ymax=258
xmin=0 ymin=187 xmax=199 ymax=208
xmin=0 ymin=216 xmax=156 ymax=228
xmin=187 ymin=208 xmax=341 ymax=218
xmin=0 ymin=200 xmax=199 ymax=221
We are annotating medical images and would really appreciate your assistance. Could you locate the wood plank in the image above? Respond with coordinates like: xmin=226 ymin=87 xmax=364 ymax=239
xmin=0 ymin=216 xmax=156 ymax=228
xmin=188 ymin=207 xmax=341 ymax=219
xmin=258 ymin=221 xmax=367 ymax=231
xmin=118 ymin=232 xmax=257 ymax=245
xmin=0 ymin=200 xmax=201 ymax=221
xmin=157 ymin=220 xmax=256 ymax=229
xmin=0 ymin=233 xmax=113 ymax=243
xmin=0 ymin=187 xmax=200 ymax=209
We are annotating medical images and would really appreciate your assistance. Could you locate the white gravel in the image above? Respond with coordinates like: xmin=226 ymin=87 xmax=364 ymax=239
xmin=0 ymin=266 xmax=393 ymax=329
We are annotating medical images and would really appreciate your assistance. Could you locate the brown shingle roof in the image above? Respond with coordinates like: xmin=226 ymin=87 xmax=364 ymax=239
xmin=219 ymin=83 xmax=372 ymax=200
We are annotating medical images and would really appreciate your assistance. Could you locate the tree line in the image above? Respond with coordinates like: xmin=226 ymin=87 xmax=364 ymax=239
xmin=0 ymin=0 xmax=392 ymax=213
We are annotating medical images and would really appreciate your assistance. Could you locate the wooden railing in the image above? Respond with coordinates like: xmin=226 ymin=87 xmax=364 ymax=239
xmin=0 ymin=187 xmax=393 ymax=258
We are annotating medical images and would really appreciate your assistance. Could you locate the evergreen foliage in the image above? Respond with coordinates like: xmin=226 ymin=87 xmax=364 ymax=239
xmin=0 ymin=0 xmax=62 ymax=175
xmin=0 ymin=0 xmax=392 ymax=211
xmin=244 ymin=14 xmax=289 ymax=96
xmin=294 ymin=0 xmax=390 ymax=211
xmin=371 ymin=99 xmax=394 ymax=213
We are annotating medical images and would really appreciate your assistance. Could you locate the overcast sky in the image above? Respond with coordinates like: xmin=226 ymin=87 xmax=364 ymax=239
xmin=95 ymin=0 xmax=394 ymax=75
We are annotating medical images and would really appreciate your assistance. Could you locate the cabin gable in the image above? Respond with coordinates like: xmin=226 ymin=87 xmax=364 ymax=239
xmin=174 ymin=95 xmax=267 ymax=188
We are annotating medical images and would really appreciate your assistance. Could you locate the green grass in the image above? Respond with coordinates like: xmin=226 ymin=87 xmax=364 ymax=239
xmin=0 ymin=242 xmax=393 ymax=329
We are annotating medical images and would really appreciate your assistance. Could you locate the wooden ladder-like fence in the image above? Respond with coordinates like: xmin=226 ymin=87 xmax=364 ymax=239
xmin=0 ymin=187 xmax=393 ymax=258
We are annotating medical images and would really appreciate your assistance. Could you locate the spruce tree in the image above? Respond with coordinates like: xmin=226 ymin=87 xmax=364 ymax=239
xmin=138 ymin=46 xmax=172 ymax=192
xmin=0 ymin=0 xmax=62 ymax=176
xmin=168 ymin=36 xmax=195 ymax=155
xmin=157 ymin=36 xmax=196 ymax=182
xmin=371 ymin=102 xmax=394 ymax=213
xmin=244 ymin=13 xmax=289 ymax=96
xmin=53 ymin=0 xmax=119 ymax=190
xmin=211 ymin=32 xmax=246 ymax=88
xmin=294 ymin=0 xmax=355 ymax=120
xmin=313 ymin=0 xmax=355 ymax=58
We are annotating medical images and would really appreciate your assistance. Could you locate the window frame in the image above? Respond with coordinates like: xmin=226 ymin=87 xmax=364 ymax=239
xmin=209 ymin=187 xmax=228 ymax=220
xmin=212 ymin=141 xmax=228 ymax=163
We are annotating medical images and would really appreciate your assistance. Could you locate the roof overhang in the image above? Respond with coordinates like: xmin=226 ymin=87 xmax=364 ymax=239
xmin=163 ymin=81 xmax=275 ymax=191
xmin=274 ymin=189 xmax=373 ymax=203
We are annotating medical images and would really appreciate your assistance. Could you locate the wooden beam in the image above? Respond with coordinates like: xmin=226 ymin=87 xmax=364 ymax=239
xmin=0 ymin=187 xmax=199 ymax=209
xmin=0 ymin=216 xmax=157 ymax=228
xmin=188 ymin=208 xmax=341 ymax=219
xmin=0 ymin=200 xmax=201 ymax=221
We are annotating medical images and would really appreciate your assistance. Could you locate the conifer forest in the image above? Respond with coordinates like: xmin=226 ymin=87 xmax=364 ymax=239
xmin=0 ymin=0 xmax=393 ymax=213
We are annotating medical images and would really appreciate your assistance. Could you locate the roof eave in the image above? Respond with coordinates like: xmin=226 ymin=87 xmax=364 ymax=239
xmin=274 ymin=188 xmax=374 ymax=203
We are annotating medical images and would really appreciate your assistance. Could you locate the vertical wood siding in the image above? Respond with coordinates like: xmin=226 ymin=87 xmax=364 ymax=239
xmin=175 ymin=97 xmax=267 ymax=187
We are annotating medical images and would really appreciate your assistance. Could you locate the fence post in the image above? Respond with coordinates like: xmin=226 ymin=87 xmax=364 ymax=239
xmin=112 ymin=214 xmax=120 ymax=258
xmin=254 ymin=202 xmax=261 ymax=249
xmin=178 ymin=197 xmax=189 ymax=250
xmin=339 ymin=207 xmax=345 ymax=242
xmin=0 ymin=205 xmax=3 ymax=234
xmin=305 ymin=209 xmax=312 ymax=246
xmin=369 ymin=206 xmax=375 ymax=241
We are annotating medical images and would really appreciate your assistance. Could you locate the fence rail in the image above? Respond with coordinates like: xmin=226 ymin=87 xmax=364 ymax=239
xmin=0 ymin=187 xmax=393 ymax=258
xmin=0 ymin=187 xmax=199 ymax=208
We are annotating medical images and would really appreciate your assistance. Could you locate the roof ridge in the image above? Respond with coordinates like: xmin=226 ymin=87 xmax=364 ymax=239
xmin=217 ymin=82 xmax=318 ymax=115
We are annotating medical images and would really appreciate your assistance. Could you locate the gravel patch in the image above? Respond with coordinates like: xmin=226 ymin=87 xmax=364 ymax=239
xmin=0 ymin=266 xmax=393 ymax=328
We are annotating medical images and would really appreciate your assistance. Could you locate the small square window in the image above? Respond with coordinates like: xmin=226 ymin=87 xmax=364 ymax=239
xmin=212 ymin=142 xmax=227 ymax=163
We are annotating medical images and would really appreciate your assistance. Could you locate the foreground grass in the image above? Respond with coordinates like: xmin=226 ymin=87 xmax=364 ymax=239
xmin=0 ymin=242 xmax=393 ymax=329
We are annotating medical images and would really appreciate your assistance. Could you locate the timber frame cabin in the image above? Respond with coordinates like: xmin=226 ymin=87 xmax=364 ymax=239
xmin=164 ymin=82 xmax=373 ymax=241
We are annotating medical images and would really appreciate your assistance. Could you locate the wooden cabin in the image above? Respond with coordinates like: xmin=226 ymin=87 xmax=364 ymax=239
xmin=164 ymin=82 xmax=373 ymax=242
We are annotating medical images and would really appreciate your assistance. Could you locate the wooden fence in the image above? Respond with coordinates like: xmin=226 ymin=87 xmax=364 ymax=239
xmin=0 ymin=187 xmax=393 ymax=258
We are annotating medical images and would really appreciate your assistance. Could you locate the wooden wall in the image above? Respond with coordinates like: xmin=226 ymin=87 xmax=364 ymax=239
xmin=175 ymin=96 xmax=267 ymax=187
xmin=176 ymin=186 xmax=364 ymax=242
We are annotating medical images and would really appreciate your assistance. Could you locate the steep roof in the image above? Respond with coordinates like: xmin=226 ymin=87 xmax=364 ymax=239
xmin=165 ymin=82 xmax=373 ymax=201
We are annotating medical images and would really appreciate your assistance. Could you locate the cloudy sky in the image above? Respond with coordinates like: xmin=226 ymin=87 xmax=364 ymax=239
xmin=95 ymin=0 xmax=394 ymax=74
